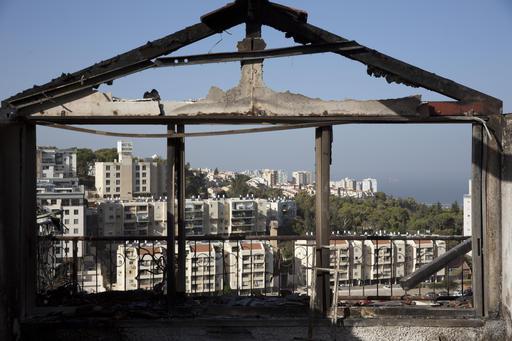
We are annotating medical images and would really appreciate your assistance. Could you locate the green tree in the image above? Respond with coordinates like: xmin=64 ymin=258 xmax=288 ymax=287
xmin=94 ymin=148 xmax=117 ymax=162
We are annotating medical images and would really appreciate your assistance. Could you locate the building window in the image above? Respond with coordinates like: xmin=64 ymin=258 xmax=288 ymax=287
xmin=116 ymin=180 xmax=120 ymax=185
xmin=116 ymin=187 xmax=120 ymax=192
xmin=136 ymin=165 xmax=140 ymax=170
xmin=142 ymin=165 xmax=146 ymax=170
xmin=106 ymin=166 xmax=110 ymax=171
xmin=136 ymin=180 xmax=140 ymax=185
xmin=73 ymin=209 xmax=78 ymax=215
xmin=71 ymin=199 xmax=80 ymax=205
xmin=142 ymin=172 xmax=146 ymax=177
xmin=116 ymin=173 xmax=120 ymax=178
xmin=73 ymin=228 xmax=79 ymax=234
xmin=106 ymin=187 xmax=111 ymax=192
xmin=116 ymin=165 xmax=120 ymax=170
xmin=51 ymin=199 xmax=57 ymax=205
xmin=106 ymin=180 xmax=110 ymax=185
xmin=142 ymin=186 xmax=146 ymax=191
xmin=136 ymin=173 xmax=140 ymax=178
xmin=106 ymin=172 xmax=110 ymax=177
xmin=73 ymin=219 xmax=79 ymax=224
xmin=64 ymin=210 xmax=69 ymax=215
xmin=64 ymin=219 xmax=69 ymax=224
xmin=142 ymin=179 xmax=146 ymax=185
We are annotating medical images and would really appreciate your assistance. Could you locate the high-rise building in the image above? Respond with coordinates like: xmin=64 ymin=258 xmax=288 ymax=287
xmin=94 ymin=141 xmax=165 ymax=199
xmin=292 ymin=171 xmax=312 ymax=186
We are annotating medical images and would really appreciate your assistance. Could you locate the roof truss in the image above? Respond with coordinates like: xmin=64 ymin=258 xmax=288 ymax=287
xmin=1 ymin=0 xmax=502 ymax=118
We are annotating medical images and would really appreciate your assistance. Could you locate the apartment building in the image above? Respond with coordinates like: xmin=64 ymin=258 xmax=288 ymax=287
xmin=114 ymin=243 xmax=165 ymax=291
xmin=187 ymin=243 xmax=223 ymax=294
xmin=206 ymin=198 xmax=228 ymax=235
xmin=37 ymin=147 xmax=77 ymax=179
xmin=407 ymin=239 xmax=446 ymax=280
xmin=225 ymin=241 xmax=274 ymax=294
xmin=294 ymin=239 xmax=364 ymax=295
xmin=292 ymin=171 xmax=313 ymax=186
xmin=294 ymin=237 xmax=447 ymax=292
xmin=228 ymin=198 xmax=262 ymax=235
xmin=37 ymin=184 xmax=86 ymax=258
xmin=94 ymin=141 xmax=165 ymax=199
xmin=363 ymin=240 xmax=406 ymax=284
xmin=97 ymin=201 xmax=153 ymax=237
xmin=114 ymin=242 xmax=223 ymax=294
xmin=185 ymin=199 xmax=209 ymax=236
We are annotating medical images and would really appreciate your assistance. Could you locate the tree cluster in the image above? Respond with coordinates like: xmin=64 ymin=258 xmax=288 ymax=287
xmin=292 ymin=191 xmax=463 ymax=236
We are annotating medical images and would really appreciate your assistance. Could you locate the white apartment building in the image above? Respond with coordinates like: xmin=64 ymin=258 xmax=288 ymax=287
xmin=98 ymin=197 xmax=295 ymax=238
xmin=294 ymin=237 xmax=447 ymax=292
xmin=277 ymin=170 xmax=288 ymax=185
xmin=206 ymin=198 xmax=228 ymax=235
xmin=114 ymin=242 xmax=223 ymax=294
xmin=98 ymin=201 xmax=153 ymax=237
xmin=292 ymin=171 xmax=313 ymax=186
xmin=463 ymin=180 xmax=472 ymax=237
xmin=228 ymin=198 xmax=263 ymax=235
xmin=363 ymin=240 xmax=406 ymax=284
xmin=95 ymin=141 xmax=165 ymax=199
xmin=187 ymin=243 xmax=223 ymax=294
xmin=77 ymin=261 xmax=106 ymax=293
xmin=114 ymin=243 xmax=165 ymax=291
xmin=294 ymin=239 xmax=364 ymax=295
xmin=185 ymin=199 xmax=209 ymax=236
xmin=37 ymin=186 xmax=86 ymax=259
xmin=407 ymin=239 xmax=446 ymax=280
xmin=225 ymin=241 xmax=274 ymax=294
xmin=37 ymin=147 xmax=77 ymax=179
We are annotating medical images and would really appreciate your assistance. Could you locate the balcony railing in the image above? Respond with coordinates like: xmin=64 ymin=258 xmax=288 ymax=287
xmin=36 ymin=234 xmax=472 ymax=311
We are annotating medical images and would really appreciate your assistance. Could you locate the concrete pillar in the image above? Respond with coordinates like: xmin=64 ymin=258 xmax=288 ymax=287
xmin=166 ymin=124 xmax=176 ymax=305
xmin=176 ymin=124 xmax=186 ymax=296
xmin=471 ymin=124 xmax=485 ymax=316
xmin=314 ymin=126 xmax=332 ymax=314
xmin=483 ymin=117 xmax=502 ymax=317
xmin=501 ymin=114 xmax=512 ymax=337
xmin=0 ymin=122 xmax=37 ymax=341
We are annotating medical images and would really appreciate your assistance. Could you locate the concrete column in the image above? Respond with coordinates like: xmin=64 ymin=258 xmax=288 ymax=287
xmin=471 ymin=124 xmax=485 ymax=316
xmin=482 ymin=117 xmax=502 ymax=317
xmin=0 ymin=122 xmax=37 ymax=341
xmin=166 ymin=124 xmax=176 ymax=305
xmin=176 ymin=124 xmax=186 ymax=296
xmin=314 ymin=126 xmax=332 ymax=314
xmin=501 ymin=114 xmax=512 ymax=337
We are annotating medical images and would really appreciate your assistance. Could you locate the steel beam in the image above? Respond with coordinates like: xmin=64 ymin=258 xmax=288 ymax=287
xmin=399 ymin=238 xmax=472 ymax=291
xmin=314 ymin=126 xmax=332 ymax=314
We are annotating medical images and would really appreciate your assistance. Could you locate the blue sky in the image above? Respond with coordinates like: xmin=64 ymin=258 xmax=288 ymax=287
xmin=1 ymin=0 xmax=510 ymax=203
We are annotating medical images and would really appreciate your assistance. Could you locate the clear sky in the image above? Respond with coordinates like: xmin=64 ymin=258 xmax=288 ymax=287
xmin=1 ymin=0 xmax=510 ymax=204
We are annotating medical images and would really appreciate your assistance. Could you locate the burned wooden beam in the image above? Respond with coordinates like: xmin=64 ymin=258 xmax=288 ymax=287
xmin=2 ymin=21 xmax=243 ymax=115
xmin=399 ymin=238 xmax=472 ymax=291
xmin=261 ymin=1 xmax=502 ymax=110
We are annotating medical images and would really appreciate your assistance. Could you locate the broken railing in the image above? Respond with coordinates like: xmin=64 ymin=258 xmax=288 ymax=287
xmin=36 ymin=234 xmax=472 ymax=308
